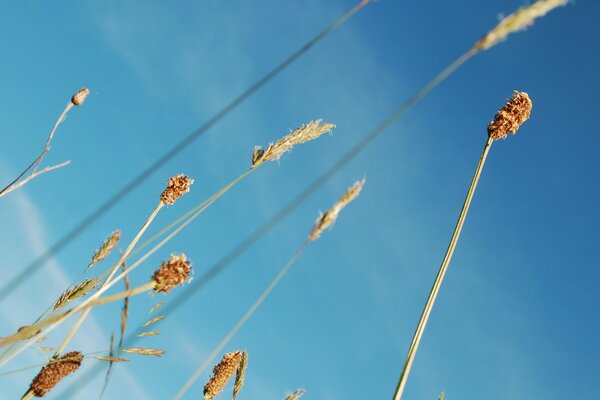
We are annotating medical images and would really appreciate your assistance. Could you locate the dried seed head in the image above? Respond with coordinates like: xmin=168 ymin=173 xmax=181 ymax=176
xmin=160 ymin=174 xmax=194 ymax=205
xmin=204 ymin=351 xmax=243 ymax=399
xmin=71 ymin=88 xmax=90 ymax=106
xmin=309 ymin=179 xmax=365 ymax=241
xmin=284 ymin=388 xmax=306 ymax=400
xmin=487 ymin=91 xmax=532 ymax=140
xmin=475 ymin=0 xmax=568 ymax=51
xmin=151 ymin=253 xmax=192 ymax=293
xmin=252 ymin=120 xmax=335 ymax=167
xmin=232 ymin=351 xmax=248 ymax=400
xmin=29 ymin=351 xmax=83 ymax=397
xmin=88 ymin=230 xmax=121 ymax=269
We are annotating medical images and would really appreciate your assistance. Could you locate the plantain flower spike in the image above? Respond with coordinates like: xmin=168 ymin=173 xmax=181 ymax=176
xmin=204 ymin=351 xmax=243 ymax=399
xmin=29 ymin=351 xmax=84 ymax=397
xmin=151 ymin=253 xmax=192 ymax=293
xmin=487 ymin=91 xmax=532 ymax=141
xmin=160 ymin=174 xmax=194 ymax=205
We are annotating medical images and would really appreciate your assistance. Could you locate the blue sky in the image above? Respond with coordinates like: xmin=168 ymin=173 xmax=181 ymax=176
xmin=1 ymin=1 xmax=599 ymax=399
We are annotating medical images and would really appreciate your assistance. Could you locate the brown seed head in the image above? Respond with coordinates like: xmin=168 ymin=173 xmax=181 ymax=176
xmin=475 ymin=0 xmax=568 ymax=51
xmin=71 ymin=88 xmax=90 ymax=106
xmin=252 ymin=120 xmax=335 ymax=167
xmin=29 ymin=351 xmax=83 ymax=397
xmin=160 ymin=174 xmax=194 ymax=205
xmin=487 ymin=91 xmax=532 ymax=140
xmin=309 ymin=179 xmax=365 ymax=241
xmin=152 ymin=253 xmax=192 ymax=293
xmin=204 ymin=351 xmax=243 ymax=399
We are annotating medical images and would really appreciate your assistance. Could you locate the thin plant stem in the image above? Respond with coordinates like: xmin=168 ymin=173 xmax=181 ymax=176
xmin=0 ymin=102 xmax=74 ymax=198
xmin=172 ymin=240 xmax=309 ymax=400
xmin=392 ymin=137 xmax=494 ymax=400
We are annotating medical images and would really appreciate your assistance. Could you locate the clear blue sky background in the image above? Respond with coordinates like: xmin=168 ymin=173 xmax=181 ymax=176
xmin=0 ymin=1 xmax=598 ymax=399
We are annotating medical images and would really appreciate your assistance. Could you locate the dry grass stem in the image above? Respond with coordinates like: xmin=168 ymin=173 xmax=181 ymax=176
xmin=28 ymin=351 xmax=83 ymax=397
xmin=88 ymin=230 xmax=121 ymax=269
xmin=121 ymin=347 xmax=165 ymax=357
xmin=160 ymin=174 xmax=194 ymax=205
xmin=152 ymin=253 xmax=192 ymax=293
xmin=119 ymin=258 xmax=130 ymax=350
xmin=252 ymin=120 xmax=335 ymax=167
xmin=309 ymin=178 xmax=365 ymax=241
xmin=284 ymin=388 xmax=306 ymax=400
xmin=475 ymin=0 xmax=568 ymax=50
xmin=487 ymin=91 xmax=532 ymax=140
xmin=203 ymin=351 xmax=243 ymax=400
xmin=53 ymin=277 xmax=101 ymax=310
xmin=232 ymin=350 xmax=248 ymax=400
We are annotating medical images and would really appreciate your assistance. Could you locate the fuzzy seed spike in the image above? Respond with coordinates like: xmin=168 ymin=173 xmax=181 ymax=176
xmin=88 ymin=230 xmax=121 ymax=269
xmin=309 ymin=178 xmax=365 ymax=241
xmin=203 ymin=351 xmax=243 ymax=399
xmin=487 ymin=91 xmax=532 ymax=140
xmin=29 ymin=351 xmax=83 ymax=397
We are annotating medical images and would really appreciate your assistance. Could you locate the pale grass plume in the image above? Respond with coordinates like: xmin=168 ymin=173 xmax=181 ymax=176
xmin=95 ymin=356 xmax=129 ymax=363
xmin=475 ymin=0 xmax=568 ymax=50
xmin=121 ymin=347 xmax=165 ymax=357
xmin=88 ymin=230 xmax=121 ymax=269
xmin=232 ymin=350 xmax=248 ymax=400
xmin=309 ymin=178 xmax=365 ymax=241
xmin=143 ymin=315 xmax=164 ymax=327
xmin=53 ymin=276 xmax=101 ymax=310
xmin=28 ymin=351 xmax=83 ymax=397
xmin=148 ymin=301 xmax=164 ymax=314
xmin=151 ymin=253 xmax=192 ymax=293
xmin=284 ymin=388 xmax=306 ymax=400
xmin=203 ymin=351 xmax=243 ymax=400
xmin=487 ymin=91 xmax=532 ymax=140
xmin=252 ymin=119 xmax=335 ymax=167
xmin=137 ymin=330 xmax=160 ymax=337
xmin=160 ymin=174 xmax=194 ymax=205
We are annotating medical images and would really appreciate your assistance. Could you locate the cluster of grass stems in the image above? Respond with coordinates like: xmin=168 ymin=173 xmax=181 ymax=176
xmin=0 ymin=0 xmax=566 ymax=399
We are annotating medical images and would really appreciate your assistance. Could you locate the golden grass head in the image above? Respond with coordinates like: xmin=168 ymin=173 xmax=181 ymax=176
xmin=160 ymin=174 xmax=194 ymax=205
xmin=252 ymin=120 xmax=335 ymax=167
xmin=204 ymin=351 xmax=243 ymax=399
xmin=284 ymin=388 xmax=306 ymax=400
xmin=88 ymin=230 xmax=121 ymax=268
xmin=152 ymin=253 xmax=192 ymax=293
xmin=29 ymin=351 xmax=83 ymax=397
xmin=475 ymin=0 xmax=568 ymax=51
xmin=70 ymin=87 xmax=90 ymax=106
xmin=487 ymin=91 xmax=532 ymax=140
xmin=309 ymin=178 xmax=365 ymax=241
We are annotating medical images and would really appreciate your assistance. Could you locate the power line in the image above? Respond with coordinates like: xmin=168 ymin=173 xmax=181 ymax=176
xmin=0 ymin=0 xmax=372 ymax=303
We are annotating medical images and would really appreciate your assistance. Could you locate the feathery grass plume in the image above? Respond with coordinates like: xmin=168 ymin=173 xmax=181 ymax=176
xmin=70 ymin=87 xmax=90 ymax=106
xmin=95 ymin=356 xmax=129 ymax=363
xmin=475 ymin=0 xmax=568 ymax=51
xmin=392 ymin=91 xmax=534 ymax=400
xmin=203 ymin=351 xmax=243 ymax=400
xmin=121 ymin=347 xmax=165 ymax=357
xmin=28 ymin=351 xmax=83 ymax=397
xmin=232 ymin=351 xmax=248 ymax=400
xmin=143 ymin=315 xmax=164 ymax=327
xmin=148 ymin=301 xmax=164 ymax=314
xmin=487 ymin=91 xmax=532 ymax=140
xmin=284 ymin=388 xmax=306 ymax=400
xmin=53 ymin=277 xmax=101 ymax=310
xmin=88 ymin=230 xmax=121 ymax=269
xmin=160 ymin=174 xmax=194 ymax=205
xmin=252 ymin=120 xmax=335 ymax=167
xmin=137 ymin=330 xmax=160 ymax=337
xmin=151 ymin=253 xmax=192 ymax=293
xmin=309 ymin=178 xmax=365 ymax=241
